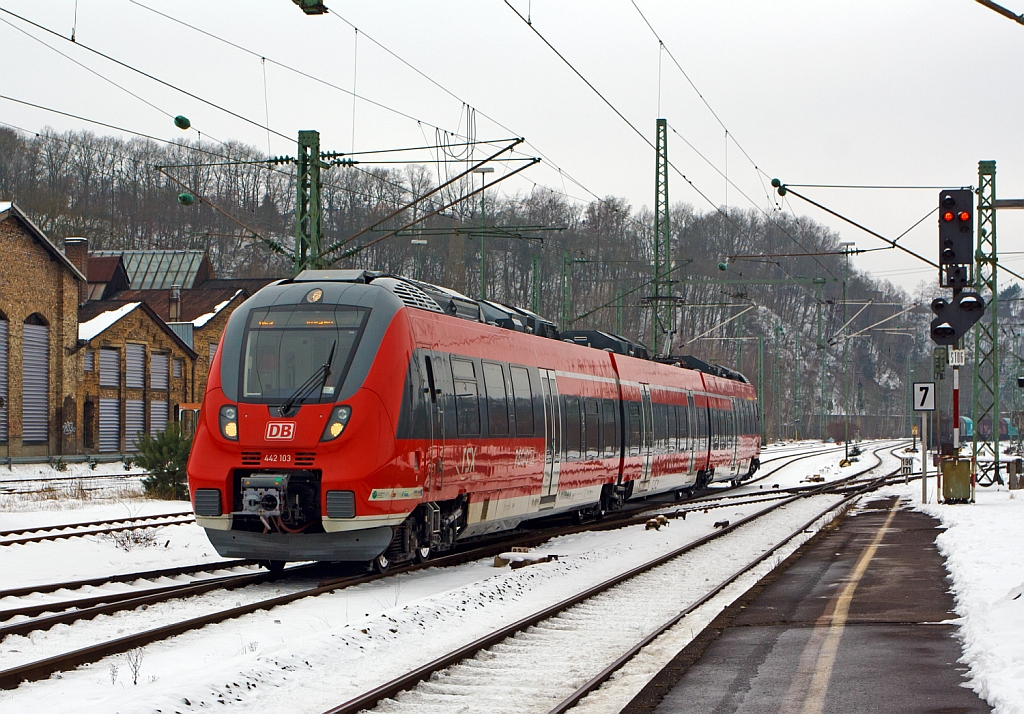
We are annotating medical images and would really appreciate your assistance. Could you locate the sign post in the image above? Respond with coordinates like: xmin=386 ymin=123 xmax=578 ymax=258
xmin=914 ymin=382 xmax=937 ymax=503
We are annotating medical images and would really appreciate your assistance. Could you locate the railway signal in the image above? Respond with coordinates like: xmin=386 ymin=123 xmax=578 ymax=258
xmin=929 ymin=291 xmax=986 ymax=345
xmin=939 ymin=189 xmax=974 ymax=287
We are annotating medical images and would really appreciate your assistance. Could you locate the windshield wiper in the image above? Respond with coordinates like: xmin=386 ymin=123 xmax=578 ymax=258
xmin=278 ymin=341 xmax=337 ymax=417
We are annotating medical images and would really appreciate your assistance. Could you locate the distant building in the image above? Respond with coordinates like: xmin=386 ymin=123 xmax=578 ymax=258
xmin=0 ymin=199 xmax=280 ymax=459
xmin=0 ymin=202 xmax=87 ymax=458
xmin=76 ymin=301 xmax=196 ymax=454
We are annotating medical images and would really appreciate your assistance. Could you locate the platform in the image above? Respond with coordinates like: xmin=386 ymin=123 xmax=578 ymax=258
xmin=623 ymin=497 xmax=989 ymax=714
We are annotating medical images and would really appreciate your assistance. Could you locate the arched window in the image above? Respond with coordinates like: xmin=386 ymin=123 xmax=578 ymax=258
xmin=22 ymin=314 xmax=49 ymax=444
xmin=0 ymin=309 xmax=7 ymax=444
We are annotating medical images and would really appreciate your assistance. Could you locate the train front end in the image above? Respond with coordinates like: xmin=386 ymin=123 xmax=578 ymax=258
xmin=186 ymin=273 xmax=416 ymax=567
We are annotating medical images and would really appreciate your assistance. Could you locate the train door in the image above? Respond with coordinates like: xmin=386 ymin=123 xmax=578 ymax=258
xmin=730 ymin=399 xmax=740 ymax=476
xmin=639 ymin=384 xmax=654 ymax=491
xmin=539 ymin=369 xmax=562 ymax=508
xmin=422 ymin=352 xmax=447 ymax=491
xmin=686 ymin=392 xmax=697 ymax=475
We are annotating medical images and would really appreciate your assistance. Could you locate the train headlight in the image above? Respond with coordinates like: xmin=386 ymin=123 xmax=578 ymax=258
xmin=219 ymin=405 xmax=239 ymax=441
xmin=321 ymin=405 xmax=352 ymax=441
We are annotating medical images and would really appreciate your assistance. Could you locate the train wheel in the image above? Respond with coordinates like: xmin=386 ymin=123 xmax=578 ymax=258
xmin=264 ymin=560 xmax=285 ymax=574
xmin=372 ymin=553 xmax=390 ymax=574
xmin=675 ymin=488 xmax=690 ymax=501
xmin=415 ymin=545 xmax=431 ymax=563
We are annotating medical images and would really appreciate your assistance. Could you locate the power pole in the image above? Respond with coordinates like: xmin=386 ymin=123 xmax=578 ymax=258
xmin=561 ymin=251 xmax=572 ymax=332
xmin=652 ymin=118 xmax=672 ymax=356
xmin=615 ymin=289 xmax=624 ymax=336
xmin=973 ymin=161 xmax=1001 ymax=484
xmin=294 ymin=130 xmax=325 ymax=274
xmin=531 ymin=253 xmax=541 ymax=315
xmin=815 ymin=277 xmax=828 ymax=440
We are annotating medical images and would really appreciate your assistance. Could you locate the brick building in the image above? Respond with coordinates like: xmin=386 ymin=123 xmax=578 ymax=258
xmin=0 ymin=200 xmax=279 ymax=459
xmin=76 ymin=301 xmax=197 ymax=454
xmin=0 ymin=202 xmax=87 ymax=458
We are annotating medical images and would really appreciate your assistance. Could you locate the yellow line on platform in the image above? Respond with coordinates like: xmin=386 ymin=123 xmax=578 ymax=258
xmin=780 ymin=500 xmax=899 ymax=714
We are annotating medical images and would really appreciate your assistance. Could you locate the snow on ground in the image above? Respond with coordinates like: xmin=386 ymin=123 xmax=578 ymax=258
xmin=871 ymin=478 xmax=1024 ymax=714
xmin=0 ymin=441 xmax=894 ymax=714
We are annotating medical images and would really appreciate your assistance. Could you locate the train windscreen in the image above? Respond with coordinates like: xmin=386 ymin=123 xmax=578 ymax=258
xmin=240 ymin=305 xmax=369 ymax=403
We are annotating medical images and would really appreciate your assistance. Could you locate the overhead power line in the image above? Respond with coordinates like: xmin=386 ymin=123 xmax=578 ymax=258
xmin=0 ymin=5 xmax=292 ymax=142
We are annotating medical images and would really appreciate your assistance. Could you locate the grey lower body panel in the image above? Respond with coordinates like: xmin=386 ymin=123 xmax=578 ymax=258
xmin=204 ymin=526 xmax=394 ymax=562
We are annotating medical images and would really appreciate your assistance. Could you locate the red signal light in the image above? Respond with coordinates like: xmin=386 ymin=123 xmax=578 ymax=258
xmin=959 ymin=211 xmax=970 ymax=221
xmin=943 ymin=211 xmax=955 ymax=221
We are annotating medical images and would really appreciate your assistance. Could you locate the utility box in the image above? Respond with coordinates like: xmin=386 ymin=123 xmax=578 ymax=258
xmin=1008 ymin=459 xmax=1024 ymax=490
xmin=941 ymin=458 xmax=973 ymax=503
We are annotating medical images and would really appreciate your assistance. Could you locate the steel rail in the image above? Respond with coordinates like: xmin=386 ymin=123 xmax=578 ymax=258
xmin=0 ymin=511 xmax=193 ymax=538
xmin=320 ymin=443 xmax=901 ymax=714
xmin=548 ymin=446 xmax=904 ymax=713
xmin=0 ymin=559 xmax=252 ymax=600
xmin=0 ymin=517 xmax=195 ymax=547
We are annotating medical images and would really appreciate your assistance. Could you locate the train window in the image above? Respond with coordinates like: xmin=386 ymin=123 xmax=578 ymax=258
xmin=241 ymin=305 xmax=368 ymax=402
xmin=653 ymin=403 xmax=667 ymax=453
xmin=452 ymin=358 xmax=481 ymax=436
xmin=667 ymin=405 xmax=677 ymax=452
xmin=584 ymin=399 xmax=600 ymax=458
xmin=565 ymin=397 xmax=582 ymax=460
xmin=627 ymin=402 xmax=641 ymax=457
xmin=510 ymin=366 xmax=535 ymax=437
xmin=676 ymin=405 xmax=688 ymax=450
xmin=602 ymin=399 xmax=618 ymax=457
xmin=482 ymin=362 xmax=510 ymax=437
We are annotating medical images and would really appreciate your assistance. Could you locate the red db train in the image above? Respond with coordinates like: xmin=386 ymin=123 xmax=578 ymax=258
xmin=187 ymin=270 xmax=761 ymax=570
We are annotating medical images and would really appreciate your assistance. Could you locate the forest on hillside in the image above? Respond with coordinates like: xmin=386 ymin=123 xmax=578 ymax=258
xmin=0 ymin=125 xmax=967 ymax=440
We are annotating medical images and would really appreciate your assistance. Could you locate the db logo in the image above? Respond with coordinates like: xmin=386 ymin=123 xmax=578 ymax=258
xmin=265 ymin=422 xmax=296 ymax=440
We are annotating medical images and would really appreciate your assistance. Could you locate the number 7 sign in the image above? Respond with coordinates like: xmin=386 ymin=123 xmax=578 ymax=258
xmin=913 ymin=382 xmax=936 ymax=411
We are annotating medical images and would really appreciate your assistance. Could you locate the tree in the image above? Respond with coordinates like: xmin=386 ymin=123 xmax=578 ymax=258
xmin=136 ymin=425 xmax=193 ymax=500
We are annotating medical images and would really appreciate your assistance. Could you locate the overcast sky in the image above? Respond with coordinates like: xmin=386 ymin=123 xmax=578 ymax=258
xmin=3 ymin=0 xmax=1024 ymax=295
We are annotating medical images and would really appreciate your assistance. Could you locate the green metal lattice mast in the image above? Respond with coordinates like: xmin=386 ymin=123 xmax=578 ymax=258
xmin=294 ymin=130 xmax=325 ymax=274
xmin=973 ymin=160 xmax=1001 ymax=484
xmin=652 ymin=118 xmax=672 ymax=356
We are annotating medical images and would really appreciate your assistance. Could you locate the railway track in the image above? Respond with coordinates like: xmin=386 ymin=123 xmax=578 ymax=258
xmin=0 ymin=512 xmax=195 ymax=547
xmin=320 ymin=442 xmax=904 ymax=714
xmin=0 ymin=441 xmax=883 ymax=691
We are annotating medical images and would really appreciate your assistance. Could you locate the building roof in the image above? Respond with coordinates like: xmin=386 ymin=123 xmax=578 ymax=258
xmin=115 ymin=287 xmax=248 ymax=324
xmin=0 ymin=201 xmax=87 ymax=282
xmin=91 ymin=250 xmax=213 ymax=290
xmin=200 ymin=277 xmax=280 ymax=293
xmin=78 ymin=302 xmax=141 ymax=341
xmin=86 ymin=256 xmax=126 ymax=283
xmin=77 ymin=299 xmax=197 ymax=357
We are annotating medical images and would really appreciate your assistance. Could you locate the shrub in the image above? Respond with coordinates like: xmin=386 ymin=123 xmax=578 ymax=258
xmin=136 ymin=424 xmax=192 ymax=500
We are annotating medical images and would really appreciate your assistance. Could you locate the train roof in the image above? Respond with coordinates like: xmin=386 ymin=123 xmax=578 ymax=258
xmin=267 ymin=269 xmax=750 ymax=384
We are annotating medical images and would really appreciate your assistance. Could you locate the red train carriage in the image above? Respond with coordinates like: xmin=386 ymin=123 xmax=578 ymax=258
xmin=187 ymin=270 xmax=761 ymax=571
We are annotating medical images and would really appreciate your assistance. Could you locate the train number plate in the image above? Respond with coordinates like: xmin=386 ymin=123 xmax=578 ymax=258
xmin=263 ymin=453 xmax=292 ymax=463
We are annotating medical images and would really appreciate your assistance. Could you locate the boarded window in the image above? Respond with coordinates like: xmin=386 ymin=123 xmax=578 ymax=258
xmin=584 ymin=398 xmax=600 ymax=458
xmin=482 ymin=362 xmax=509 ymax=436
xmin=150 ymin=400 xmax=169 ymax=436
xmin=22 ymin=322 xmax=49 ymax=444
xmin=509 ymin=366 xmax=534 ymax=437
xmin=99 ymin=398 xmax=119 ymax=453
xmin=150 ymin=353 xmax=169 ymax=391
xmin=564 ymin=396 xmax=582 ymax=460
xmin=83 ymin=350 xmax=94 ymax=373
xmin=0 ymin=318 xmax=7 ymax=443
xmin=451 ymin=358 xmax=480 ymax=436
xmin=125 ymin=399 xmax=145 ymax=452
xmin=125 ymin=344 xmax=144 ymax=389
xmin=99 ymin=348 xmax=120 ymax=387
xmin=173 ymin=358 xmax=183 ymax=378
xmin=602 ymin=399 xmax=618 ymax=457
